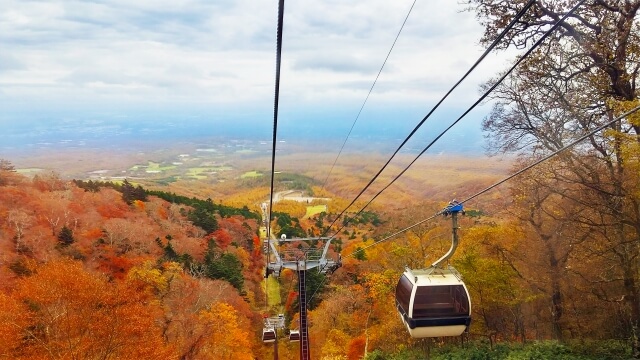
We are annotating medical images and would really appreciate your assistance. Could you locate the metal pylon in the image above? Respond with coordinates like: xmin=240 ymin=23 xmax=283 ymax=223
xmin=297 ymin=263 xmax=310 ymax=360
xmin=262 ymin=201 xmax=341 ymax=360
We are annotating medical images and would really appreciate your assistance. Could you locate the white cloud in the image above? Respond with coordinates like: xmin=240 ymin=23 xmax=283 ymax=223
xmin=0 ymin=0 xmax=515 ymax=126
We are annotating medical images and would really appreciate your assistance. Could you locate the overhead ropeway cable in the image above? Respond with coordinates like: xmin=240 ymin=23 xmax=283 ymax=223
xmin=321 ymin=0 xmax=420 ymax=193
xmin=342 ymin=104 xmax=640 ymax=259
xmin=308 ymin=103 xmax=640 ymax=308
xmin=267 ymin=0 xmax=286 ymax=241
xmin=324 ymin=0 xmax=586 ymax=239
xmin=322 ymin=0 xmax=537 ymax=236
xmin=309 ymin=0 xmax=592 ymax=306
xmin=265 ymin=0 xmax=286 ymax=317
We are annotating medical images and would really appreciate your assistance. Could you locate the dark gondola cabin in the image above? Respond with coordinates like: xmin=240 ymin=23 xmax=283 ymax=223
xmin=396 ymin=267 xmax=471 ymax=338
xmin=262 ymin=327 xmax=276 ymax=343
xmin=289 ymin=329 xmax=300 ymax=342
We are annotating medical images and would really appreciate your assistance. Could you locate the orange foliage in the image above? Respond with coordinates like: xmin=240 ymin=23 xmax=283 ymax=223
xmin=0 ymin=293 xmax=29 ymax=357
xmin=249 ymin=247 xmax=264 ymax=278
xmin=198 ymin=303 xmax=255 ymax=360
xmin=82 ymin=227 xmax=104 ymax=240
xmin=219 ymin=216 xmax=242 ymax=229
xmin=347 ymin=336 xmax=366 ymax=360
xmin=98 ymin=255 xmax=142 ymax=280
xmin=97 ymin=203 xmax=127 ymax=219
xmin=157 ymin=206 xmax=168 ymax=220
xmin=68 ymin=201 xmax=84 ymax=214
xmin=281 ymin=268 xmax=295 ymax=283
xmin=212 ymin=228 xmax=233 ymax=250
xmin=0 ymin=187 xmax=29 ymax=207
xmin=0 ymin=173 xmax=267 ymax=358
xmin=285 ymin=291 xmax=298 ymax=312
xmin=12 ymin=260 xmax=175 ymax=359
xmin=32 ymin=173 xmax=65 ymax=192
xmin=133 ymin=199 xmax=146 ymax=211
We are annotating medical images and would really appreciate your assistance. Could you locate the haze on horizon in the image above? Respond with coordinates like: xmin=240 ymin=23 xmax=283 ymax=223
xmin=0 ymin=0 xmax=516 ymax=160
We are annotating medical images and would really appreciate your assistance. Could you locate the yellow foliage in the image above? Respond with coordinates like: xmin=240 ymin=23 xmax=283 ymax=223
xmin=321 ymin=328 xmax=350 ymax=359
xmin=198 ymin=302 xmax=254 ymax=360
xmin=305 ymin=204 xmax=328 ymax=219
xmin=273 ymin=200 xmax=307 ymax=218
xmin=609 ymin=99 xmax=640 ymax=126
xmin=128 ymin=261 xmax=169 ymax=293
xmin=364 ymin=269 xmax=397 ymax=301
xmin=223 ymin=187 xmax=271 ymax=209
xmin=310 ymin=185 xmax=332 ymax=198
xmin=128 ymin=261 xmax=184 ymax=296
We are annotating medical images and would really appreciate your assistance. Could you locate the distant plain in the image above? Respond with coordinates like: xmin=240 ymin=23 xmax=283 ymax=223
xmin=4 ymin=131 xmax=512 ymax=211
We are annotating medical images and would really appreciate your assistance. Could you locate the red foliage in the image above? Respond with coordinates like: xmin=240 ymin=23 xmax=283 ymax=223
xmin=97 ymin=255 xmax=139 ymax=280
xmin=219 ymin=217 xmax=243 ymax=232
xmin=82 ymin=227 xmax=104 ymax=241
xmin=68 ymin=202 xmax=84 ymax=215
xmin=285 ymin=291 xmax=298 ymax=312
xmin=347 ymin=336 xmax=366 ymax=360
xmin=32 ymin=174 xmax=66 ymax=192
xmin=0 ymin=187 xmax=29 ymax=207
xmin=156 ymin=206 xmax=168 ymax=220
xmin=97 ymin=203 xmax=127 ymax=219
xmin=249 ymin=248 xmax=264 ymax=276
xmin=212 ymin=229 xmax=233 ymax=250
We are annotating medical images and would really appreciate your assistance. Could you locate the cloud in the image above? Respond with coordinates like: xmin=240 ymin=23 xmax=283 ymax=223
xmin=0 ymin=0 xmax=506 ymax=135
xmin=292 ymin=53 xmax=381 ymax=74
xmin=0 ymin=53 xmax=26 ymax=73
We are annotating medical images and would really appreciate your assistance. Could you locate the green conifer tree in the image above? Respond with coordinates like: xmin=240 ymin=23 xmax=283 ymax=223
xmin=57 ymin=226 xmax=75 ymax=246
xmin=121 ymin=179 xmax=135 ymax=205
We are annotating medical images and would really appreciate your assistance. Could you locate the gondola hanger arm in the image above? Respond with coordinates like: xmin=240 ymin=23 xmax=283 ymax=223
xmin=431 ymin=201 xmax=464 ymax=269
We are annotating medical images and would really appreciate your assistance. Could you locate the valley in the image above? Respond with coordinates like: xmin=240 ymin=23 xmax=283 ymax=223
xmin=8 ymin=137 xmax=513 ymax=213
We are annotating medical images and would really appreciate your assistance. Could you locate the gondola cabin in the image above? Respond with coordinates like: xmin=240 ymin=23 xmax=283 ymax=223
xmin=395 ymin=267 xmax=471 ymax=338
xmin=262 ymin=327 xmax=276 ymax=343
xmin=289 ymin=329 xmax=300 ymax=342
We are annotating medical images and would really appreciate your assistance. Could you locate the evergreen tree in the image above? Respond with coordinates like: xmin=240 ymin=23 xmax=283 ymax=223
xmin=353 ymin=246 xmax=367 ymax=261
xmin=57 ymin=226 xmax=75 ymax=246
xmin=292 ymin=270 xmax=326 ymax=310
xmin=163 ymin=241 xmax=178 ymax=261
xmin=133 ymin=185 xmax=147 ymax=202
xmin=188 ymin=206 xmax=219 ymax=234
xmin=121 ymin=179 xmax=135 ymax=205
xmin=202 ymin=239 xmax=243 ymax=291
xmin=275 ymin=212 xmax=306 ymax=238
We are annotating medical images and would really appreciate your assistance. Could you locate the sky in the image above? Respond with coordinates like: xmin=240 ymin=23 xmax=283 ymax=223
xmin=0 ymin=0 xmax=519 ymax=154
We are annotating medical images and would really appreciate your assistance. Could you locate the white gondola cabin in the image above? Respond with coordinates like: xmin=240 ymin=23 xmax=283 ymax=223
xmin=289 ymin=329 xmax=300 ymax=342
xmin=262 ymin=327 xmax=276 ymax=343
xmin=395 ymin=267 xmax=471 ymax=338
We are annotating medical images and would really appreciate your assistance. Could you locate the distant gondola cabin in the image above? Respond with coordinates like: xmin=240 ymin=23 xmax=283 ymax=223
xmin=262 ymin=327 xmax=276 ymax=343
xmin=289 ymin=329 xmax=300 ymax=342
